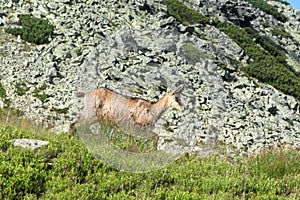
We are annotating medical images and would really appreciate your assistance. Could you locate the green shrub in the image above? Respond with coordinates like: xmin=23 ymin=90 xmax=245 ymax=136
xmin=244 ymin=0 xmax=288 ymax=22
xmin=217 ymin=23 xmax=300 ymax=100
xmin=0 ymin=82 xmax=6 ymax=99
xmin=0 ymin=82 xmax=9 ymax=106
xmin=5 ymin=15 xmax=54 ymax=45
xmin=244 ymin=27 xmax=287 ymax=63
xmin=272 ymin=27 xmax=293 ymax=40
xmin=163 ymin=0 xmax=210 ymax=25
xmin=33 ymin=84 xmax=51 ymax=102
xmin=15 ymin=82 xmax=30 ymax=96
xmin=271 ymin=26 xmax=299 ymax=44
xmin=50 ymin=107 xmax=68 ymax=115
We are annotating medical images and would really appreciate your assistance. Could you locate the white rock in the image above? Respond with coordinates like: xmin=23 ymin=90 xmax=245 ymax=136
xmin=12 ymin=139 xmax=49 ymax=150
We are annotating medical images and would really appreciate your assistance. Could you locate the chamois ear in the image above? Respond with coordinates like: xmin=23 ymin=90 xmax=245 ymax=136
xmin=171 ymin=85 xmax=184 ymax=95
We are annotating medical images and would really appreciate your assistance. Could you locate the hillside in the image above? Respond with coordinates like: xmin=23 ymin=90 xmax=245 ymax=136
xmin=0 ymin=0 xmax=300 ymax=157
xmin=1 ymin=122 xmax=300 ymax=199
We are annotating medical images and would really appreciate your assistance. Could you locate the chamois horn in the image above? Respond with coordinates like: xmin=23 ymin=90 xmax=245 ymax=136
xmin=171 ymin=85 xmax=184 ymax=95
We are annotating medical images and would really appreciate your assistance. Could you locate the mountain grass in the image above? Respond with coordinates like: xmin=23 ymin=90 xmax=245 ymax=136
xmin=0 ymin=109 xmax=299 ymax=199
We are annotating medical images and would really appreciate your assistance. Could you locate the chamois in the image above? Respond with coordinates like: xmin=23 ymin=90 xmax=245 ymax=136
xmin=72 ymin=86 xmax=184 ymax=130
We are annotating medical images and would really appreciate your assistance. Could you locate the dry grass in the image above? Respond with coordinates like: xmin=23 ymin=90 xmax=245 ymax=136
xmin=0 ymin=108 xmax=48 ymax=133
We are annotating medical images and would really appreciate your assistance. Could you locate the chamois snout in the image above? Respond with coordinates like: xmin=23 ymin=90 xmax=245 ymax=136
xmin=169 ymin=85 xmax=184 ymax=111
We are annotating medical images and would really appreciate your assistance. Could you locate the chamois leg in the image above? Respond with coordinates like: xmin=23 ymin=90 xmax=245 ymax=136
xmin=69 ymin=123 xmax=76 ymax=136
xmin=69 ymin=116 xmax=81 ymax=136
xmin=151 ymin=133 xmax=159 ymax=149
xmin=139 ymin=131 xmax=158 ymax=151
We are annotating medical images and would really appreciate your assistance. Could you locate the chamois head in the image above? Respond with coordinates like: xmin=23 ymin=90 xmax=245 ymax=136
xmin=164 ymin=85 xmax=184 ymax=111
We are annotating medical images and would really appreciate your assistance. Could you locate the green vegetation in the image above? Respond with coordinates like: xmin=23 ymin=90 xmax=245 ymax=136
xmin=272 ymin=27 xmax=293 ymax=40
xmin=243 ymin=0 xmax=287 ymax=22
xmin=93 ymin=120 xmax=157 ymax=153
xmin=33 ymin=83 xmax=51 ymax=102
xmin=217 ymin=23 xmax=300 ymax=100
xmin=33 ymin=92 xmax=50 ymax=103
xmin=245 ymin=27 xmax=287 ymax=60
xmin=166 ymin=0 xmax=287 ymax=23
xmin=5 ymin=15 xmax=54 ymax=45
xmin=1 ymin=1 xmax=299 ymax=198
xmin=163 ymin=0 xmax=300 ymax=101
xmin=0 ymin=109 xmax=299 ymax=199
xmin=270 ymin=26 xmax=299 ymax=44
xmin=163 ymin=0 xmax=210 ymax=25
xmin=0 ymin=82 xmax=6 ymax=99
xmin=50 ymin=107 xmax=68 ymax=115
xmin=261 ymin=21 xmax=271 ymax=28
xmin=0 ymin=82 xmax=9 ymax=106
xmin=15 ymin=82 xmax=30 ymax=96
xmin=261 ymin=23 xmax=297 ymax=44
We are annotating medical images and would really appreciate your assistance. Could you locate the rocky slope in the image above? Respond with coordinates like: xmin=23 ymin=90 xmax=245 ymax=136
xmin=0 ymin=0 xmax=299 ymax=156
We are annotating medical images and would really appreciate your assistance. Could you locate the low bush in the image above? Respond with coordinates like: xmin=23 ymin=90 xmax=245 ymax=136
xmin=0 ymin=82 xmax=9 ymax=106
xmin=272 ymin=27 xmax=293 ymax=40
xmin=243 ymin=0 xmax=288 ymax=22
xmin=15 ymin=82 xmax=30 ymax=96
xmin=33 ymin=84 xmax=51 ymax=102
xmin=217 ymin=23 xmax=300 ymax=100
xmin=5 ymin=15 xmax=54 ymax=45
xmin=163 ymin=0 xmax=210 ymax=25
xmin=0 ymin=82 xmax=6 ymax=99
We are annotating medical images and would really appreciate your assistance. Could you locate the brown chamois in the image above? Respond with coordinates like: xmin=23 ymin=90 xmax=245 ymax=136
xmin=72 ymin=86 xmax=184 ymax=130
